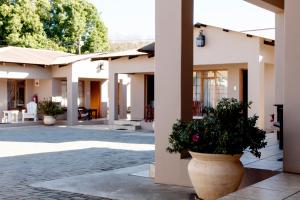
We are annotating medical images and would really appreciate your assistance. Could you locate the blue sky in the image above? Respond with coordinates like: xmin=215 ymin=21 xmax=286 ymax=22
xmin=90 ymin=0 xmax=275 ymax=41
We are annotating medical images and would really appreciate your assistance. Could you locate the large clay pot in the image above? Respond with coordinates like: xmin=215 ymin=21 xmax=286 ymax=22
xmin=43 ymin=116 xmax=56 ymax=126
xmin=188 ymin=152 xmax=244 ymax=200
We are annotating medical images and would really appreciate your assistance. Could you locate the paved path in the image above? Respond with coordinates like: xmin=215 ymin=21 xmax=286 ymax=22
xmin=0 ymin=125 xmax=154 ymax=199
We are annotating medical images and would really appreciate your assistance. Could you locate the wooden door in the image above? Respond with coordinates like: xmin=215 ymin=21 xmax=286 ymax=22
xmin=90 ymin=81 xmax=101 ymax=118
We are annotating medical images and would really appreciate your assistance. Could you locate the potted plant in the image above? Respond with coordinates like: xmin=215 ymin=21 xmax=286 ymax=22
xmin=167 ymin=98 xmax=267 ymax=200
xmin=38 ymin=98 xmax=64 ymax=125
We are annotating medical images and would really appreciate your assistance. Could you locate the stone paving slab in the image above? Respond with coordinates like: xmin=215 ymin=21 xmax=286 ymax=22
xmin=31 ymin=164 xmax=194 ymax=200
xmin=0 ymin=125 xmax=154 ymax=199
xmin=220 ymin=173 xmax=300 ymax=200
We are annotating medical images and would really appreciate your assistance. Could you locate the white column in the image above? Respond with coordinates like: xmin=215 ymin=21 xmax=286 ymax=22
xmin=248 ymin=39 xmax=265 ymax=129
xmin=108 ymin=72 xmax=118 ymax=124
xmin=67 ymin=66 xmax=78 ymax=125
xmin=275 ymin=12 xmax=285 ymax=105
xmin=130 ymin=74 xmax=145 ymax=120
xmin=283 ymin=0 xmax=300 ymax=173
xmin=155 ymin=0 xmax=193 ymax=186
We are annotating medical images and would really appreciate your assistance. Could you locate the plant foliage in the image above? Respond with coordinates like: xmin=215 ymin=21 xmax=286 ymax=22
xmin=0 ymin=0 xmax=109 ymax=53
xmin=38 ymin=98 xmax=64 ymax=117
xmin=167 ymin=98 xmax=267 ymax=158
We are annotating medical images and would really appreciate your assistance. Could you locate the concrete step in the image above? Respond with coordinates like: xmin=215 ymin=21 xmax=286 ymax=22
xmin=114 ymin=120 xmax=142 ymax=126
xmin=110 ymin=124 xmax=141 ymax=131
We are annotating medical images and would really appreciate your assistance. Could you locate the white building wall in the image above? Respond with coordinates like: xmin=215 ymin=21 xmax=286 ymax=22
xmin=194 ymin=27 xmax=260 ymax=65
xmin=0 ymin=64 xmax=52 ymax=79
xmin=110 ymin=56 xmax=154 ymax=74
xmin=72 ymin=59 xmax=108 ymax=79
xmin=32 ymin=79 xmax=53 ymax=101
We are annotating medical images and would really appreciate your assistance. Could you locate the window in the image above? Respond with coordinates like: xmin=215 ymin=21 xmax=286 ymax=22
xmin=78 ymin=81 xmax=84 ymax=107
xmin=193 ymin=70 xmax=228 ymax=108
xmin=7 ymin=80 xmax=25 ymax=110
xmin=60 ymin=80 xmax=84 ymax=107
xmin=61 ymin=81 xmax=67 ymax=107
xmin=193 ymin=72 xmax=201 ymax=101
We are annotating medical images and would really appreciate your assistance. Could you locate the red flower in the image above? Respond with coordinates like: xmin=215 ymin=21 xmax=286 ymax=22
xmin=192 ymin=134 xmax=200 ymax=142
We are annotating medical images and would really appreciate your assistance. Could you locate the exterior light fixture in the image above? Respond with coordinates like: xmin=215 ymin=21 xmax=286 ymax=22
xmin=96 ymin=61 xmax=104 ymax=73
xmin=196 ymin=30 xmax=206 ymax=47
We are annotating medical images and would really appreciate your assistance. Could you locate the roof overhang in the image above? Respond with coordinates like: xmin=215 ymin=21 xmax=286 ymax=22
xmin=137 ymin=42 xmax=155 ymax=55
xmin=92 ymin=50 xmax=148 ymax=61
xmin=244 ymin=0 xmax=284 ymax=13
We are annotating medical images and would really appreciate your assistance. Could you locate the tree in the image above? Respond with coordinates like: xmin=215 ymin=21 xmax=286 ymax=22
xmin=0 ymin=0 xmax=109 ymax=53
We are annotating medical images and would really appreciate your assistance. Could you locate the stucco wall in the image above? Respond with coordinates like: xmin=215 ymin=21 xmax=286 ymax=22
xmin=72 ymin=60 xmax=108 ymax=79
xmin=193 ymin=26 xmax=260 ymax=65
xmin=110 ymin=56 xmax=154 ymax=74
xmin=130 ymin=74 xmax=145 ymax=120
xmin=32 ymin=79 xmax=53 ymax=101
xmin=0 ymin=64 xmax=52 ymax=79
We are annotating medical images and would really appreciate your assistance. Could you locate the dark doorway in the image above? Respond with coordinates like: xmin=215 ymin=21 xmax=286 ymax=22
xmin=242 ymin=70 xmax=248 ymax=103
xmin=145 ymin=75 xmax=154 ymax=106
xmin=241 ymin=70 xmax=248 ymax=117
xmin=144 ymin=75 xmax=154 ymax=122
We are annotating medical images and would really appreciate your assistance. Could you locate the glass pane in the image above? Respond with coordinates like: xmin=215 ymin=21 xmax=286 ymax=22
xmin=61 ymin=81 xmax=67 ymax=107
xmin=7 ymin=80 xmax=25 ymax=110
xmin=203 ymin=70 xmax=228 ymax=108
xmin=215 ymin=71 xmax=228 ymax=104
xmin=204 ymin=71 xmax=214 ymax=78
xmin=78 ymin=81 xmax=84 ymax=107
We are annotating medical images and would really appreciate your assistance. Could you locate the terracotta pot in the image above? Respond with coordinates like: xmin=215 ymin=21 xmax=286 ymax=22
xmin=188 ymin=152 xmax=244 ymax=200
xmin=43 ymin=116 xmax=56 ymax=126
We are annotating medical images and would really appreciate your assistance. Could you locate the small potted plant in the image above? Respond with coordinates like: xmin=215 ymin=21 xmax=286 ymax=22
xmin=38 ymin=98 xmax=64 ymax=125
xmin=167 ymin=98 xmax=267 ymax=200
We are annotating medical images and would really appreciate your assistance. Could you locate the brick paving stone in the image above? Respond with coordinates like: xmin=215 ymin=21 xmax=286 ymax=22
xmin=0 ymin=126 xmax=154 ymax=199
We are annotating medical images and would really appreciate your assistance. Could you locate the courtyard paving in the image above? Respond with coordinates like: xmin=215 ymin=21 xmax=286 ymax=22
xmin=0 ymin=125 xmax=154 ymax=199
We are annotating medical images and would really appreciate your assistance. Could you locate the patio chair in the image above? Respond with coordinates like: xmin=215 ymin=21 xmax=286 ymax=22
xmin=22 ymin=101 xmax=37 ymax=122
xmin=78 ymin=107 xmax=91 ymax=120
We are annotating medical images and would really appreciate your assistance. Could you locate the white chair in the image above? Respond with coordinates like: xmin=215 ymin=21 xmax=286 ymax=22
xmin=22 ymin=101 xmax=37 ymax=122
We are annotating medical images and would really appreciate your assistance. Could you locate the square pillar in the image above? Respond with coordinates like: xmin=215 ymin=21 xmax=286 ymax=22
xmin=155 ymin=0 xmax=194 ymax=186
xmin=108 ymin=72 xmax=118 ymax=124
xmin=248 ymin=60 xmax=265 ymax=129
xmin=130 ymin=74 xmax=145 ymax=120
xmin=248 ymin=39 xmax=265 ymax=129
xmin=283 ymin=0 xmax=300 ymax=173
xmin=118 ymin=79 xmax=127 ymax=119
xmin=67 ymin=66 xmax=78 ymax=125
xmin=275 ymin=12 xmax=285 ymax=105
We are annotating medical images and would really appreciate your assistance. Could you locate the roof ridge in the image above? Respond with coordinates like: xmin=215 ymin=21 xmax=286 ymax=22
xmin=1 ymin=46 xmax=72 ymax=55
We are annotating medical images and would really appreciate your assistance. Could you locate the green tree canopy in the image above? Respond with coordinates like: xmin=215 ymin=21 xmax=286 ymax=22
xmin=0 ymin=0 xmax=109 ymax=53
